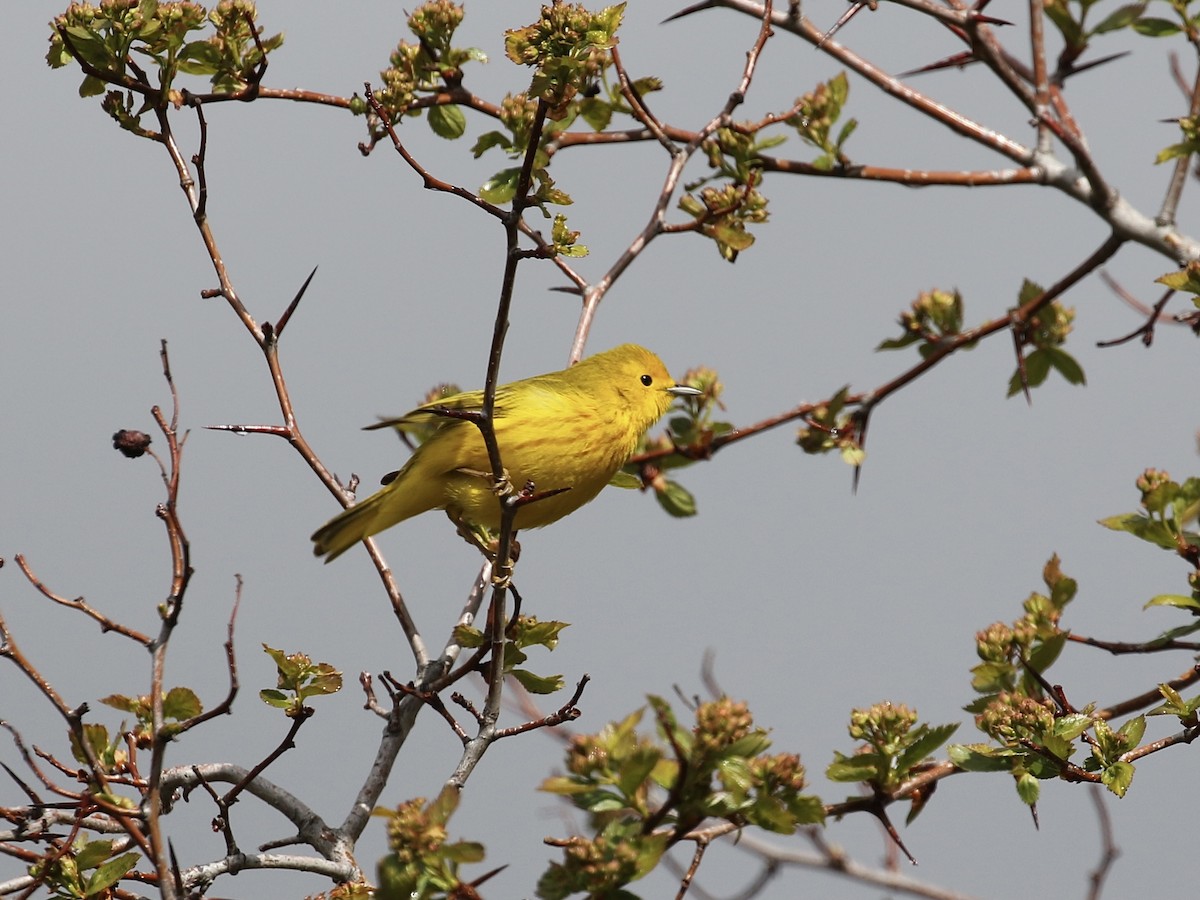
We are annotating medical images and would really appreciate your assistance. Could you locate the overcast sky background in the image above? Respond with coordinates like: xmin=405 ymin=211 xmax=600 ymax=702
xmin=4 ymin=2 xmax=1200 ymax=898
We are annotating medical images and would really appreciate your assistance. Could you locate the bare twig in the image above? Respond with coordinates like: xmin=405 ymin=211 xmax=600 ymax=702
xmin=1086 ymin=787 xmax=1119 ymax=900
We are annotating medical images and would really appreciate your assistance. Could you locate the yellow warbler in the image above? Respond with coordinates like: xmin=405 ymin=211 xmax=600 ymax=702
xmin=312 ymin=344 xmax=699 ymax=562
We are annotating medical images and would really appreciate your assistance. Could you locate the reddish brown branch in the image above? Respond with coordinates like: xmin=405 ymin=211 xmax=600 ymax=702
xmin=11 ymin=556 xmax=151 ymax=646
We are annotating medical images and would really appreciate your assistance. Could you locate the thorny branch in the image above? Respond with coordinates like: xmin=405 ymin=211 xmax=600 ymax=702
xmin=29 ymin=2 xmax=1200 ymax=897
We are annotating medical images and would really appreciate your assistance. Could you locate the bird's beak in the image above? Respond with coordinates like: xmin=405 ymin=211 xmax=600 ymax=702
xmin=668 ymin=385 xmax=703 ymax=397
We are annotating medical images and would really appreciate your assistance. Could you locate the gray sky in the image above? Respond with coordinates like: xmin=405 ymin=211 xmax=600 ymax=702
xmin=4 ymin=2 xmax=1199 ymax=898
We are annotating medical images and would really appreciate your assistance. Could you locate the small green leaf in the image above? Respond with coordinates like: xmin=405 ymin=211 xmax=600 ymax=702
xmin=453 ymin=624 xmax=486 ymax=648
xmin=1119 ymin=714 xmax=1146 ymax=746
xmin=788 ymin=794 xmax=827 ymax=825
xmin=1026 ymin=631 xmax=1067 ymax=677
xmin=655 ymin=480 xmax=696 ymax=517
xmin=479 ymin=167 xmax=520 ymax=204
xmin=1007 ymin=348 xmax=1053 ymax=397
xmin=1097 ymin=513 xmax=1178 ymax=550
xmin=512 ymin=668 xmax=564 ymax=694
xmin=1132 ymin=16 xmax=1182 ymax=36
xmin=1092 ymin=3 xmax=1146 ymax=34
xmin=1016 ymin=771 xmax=1040 ymax=805
xmin=579 ymin=97 xmax=613 ymax=131
xmin=427 ymin=103 xmax=467 ymax=139
xmin=259 ymin=689 xmax=290 ymax=708
xmin=79 ymin=74 xmax=107 ymax=98
xmin=471 ymin=130 xmax=512 ymax=158
xmin=1101 ymin=760 xmax=1135 ymax=797
xmin=1156 ymin=263 xmax=1200 ymax=294
xmin=162 ymin=686 xmax=202 ymax=721
xmin=442 ymin=840 xmax=486 ymax=864
xmin=826 ymin=755 xmax=879 ymax=782
xmin=947 ymin=743 xmax=1016 ymax=772
xmin=84 ymin=852 xmax=139 ymax=896
xmin=609 ymin=470 xmax=642 ymax=489
xmin=1043 ymin=346 xmax=1086 ymax=385
xmin=616 ymin=748 xmax=661 ymax=798
xmin=99 ymin=694 xmax=139 ymax=714
xmin=1052 ymin=713 xmax=1092 ymax=741
xmin=895 ymin=722 xmax=959 ymax=772
xmin=74 ymin=840 xmax=116 ymax=870
xmin=1145 ymin=594 xmax=1200 ymax=611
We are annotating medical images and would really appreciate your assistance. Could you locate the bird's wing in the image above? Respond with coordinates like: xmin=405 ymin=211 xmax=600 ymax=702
xmin=364 ymin=387 xmax=490 ymax=434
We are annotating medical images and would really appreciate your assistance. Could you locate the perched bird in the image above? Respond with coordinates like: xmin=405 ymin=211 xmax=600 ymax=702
xmin=312 ymin=344 xmax=700 ymax=562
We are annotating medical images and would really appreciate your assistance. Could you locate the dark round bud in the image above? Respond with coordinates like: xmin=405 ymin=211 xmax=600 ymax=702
xmin=112 ymin=430 xmax=152 ymax=458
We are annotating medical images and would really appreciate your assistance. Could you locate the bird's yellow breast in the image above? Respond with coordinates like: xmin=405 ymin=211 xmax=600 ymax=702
xmin=422 ymin=382 xmax=642 ymax=530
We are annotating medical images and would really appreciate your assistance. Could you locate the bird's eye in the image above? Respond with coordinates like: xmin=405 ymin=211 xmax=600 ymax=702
xmin=640 ymin=374 xmax=653 ymax=386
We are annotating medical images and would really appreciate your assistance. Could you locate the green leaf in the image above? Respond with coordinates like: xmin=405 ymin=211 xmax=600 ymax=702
xmin=1101 ymin=760 xmax=1135 ymax=797
xmin=79 ymin=74 xmax=107 ymax=98
xmin=452 ymin=624 xmax=486 ymax=648
xmin=479 ymin=167 xmax=520 ymax=204
xmin=163 ymin=686 xmax=202 ymax=721
xmin=515 ymin=618 xmax=569 ymax=650
xmin=442 ymin=840 xmax=486 ymax=864
xmin=539 ymin=775 xmax=594 ymax=796
xmin=617 ymin=748 xmax=662 ymax=798
xmin=746 ymin=795 xmax=797 ymax=833
xmin=1097 ymin=512 xmax=1178 ymax=550
xmin=259 ymin=688 xmax=290 ymax=708
xmin=788 ymin=794 xmax=827 ymax=825
xmin=835 ymin=117 xmax=858 ymax=150
xmin=1016 ymin=771 xmax=1040 ymax=805
xmin=99 ymin=694 xmax=139 ymax=714
xmin=1052 ymin=713 xmax=1092 ymax=741
xmin=609 ymin=470 xmax=642 ymax=489
xmin=84 ymin=853 xmax=139 ymax=896
xmin=1156 ymin=263 xmax=1200 ymax=294
xmin=471 ymin=130 xmax=512 ymax=158
xmin=947 ymin=743 xmax=1016 ymax=772
xmin=1119 ymin=714 xmax=1146 ymax=746
xmin=1043 ymin=346 xmax=1086 ymax=385
xmin=74 ymin=840 xmax=116 ymax=870
xmin=1092 ymin=3 xmax=1146 ymax=34
xmin=512 ymin=668 xmax=564 ymax=694
xmin=1132 ymin=16 xmax=1182 ymax=36
xmin=579 ymin=97 xmax=613 ymax=131
xmin=1145 ymin=594 xmax=1200 ymax=611
xmin=1026 ymin=631 xmax=1067 ymax=678
xmin=655 ymin=480 xmax=696 ymax=517
xmin=826 ymin=754 xmax=879 ymax=782
xmin=427 ymin=103 xmax=467 ymax=140
xmin=1007 ymin=348 xmax=1053 ymax=397
xmin=70 ymin=723 xmax=111 ymax=767
xmin=895 ymin=723 xmax=959 ymax=772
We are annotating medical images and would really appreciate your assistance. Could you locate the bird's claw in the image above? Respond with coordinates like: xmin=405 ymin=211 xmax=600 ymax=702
xmin=492 ymin=469 xmax=514 ymax=498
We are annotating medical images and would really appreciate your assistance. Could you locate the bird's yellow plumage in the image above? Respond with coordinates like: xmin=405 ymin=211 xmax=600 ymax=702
xmin=311 ymin=344 xmax=698 ymax=562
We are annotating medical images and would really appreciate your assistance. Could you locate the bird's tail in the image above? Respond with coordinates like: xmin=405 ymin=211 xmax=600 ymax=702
xmin=311 ymin=488 xmax=394 ymax=563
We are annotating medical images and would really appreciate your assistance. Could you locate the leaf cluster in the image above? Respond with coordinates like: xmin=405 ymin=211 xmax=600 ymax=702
xmin=786 ymin=71 xmax=857 ymax=170
xmin=47 ymin=0 xmax=283 ymax=109
xmin=826 ymin=702 xmax=957 ymax=821
xmin=100 ymin=685 xmax=202 ymax=744
xmin=1007 ymin=280 xmax=1084 ymax=397
xmin=453 ymin=615 xmax=569 ymax=694
xmin=28 ymin=838 xmax=139 ymax=900
xmin=1100 ymin=468 xmax=1200 ymax=611
xmin=795 ymin=386 xmax=865 ymax=467
xmin=537 ymin=696 xmax=823 ymax=899
xmin=259 ymin=643 xmax=343 ymax=716
xmin=504 ymin=2 xmax=625 ymax=119
xmin=372 ymin=1 xmax=486 ymax=135
xmin=374 ymin=788 xmax=485 ymax=900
